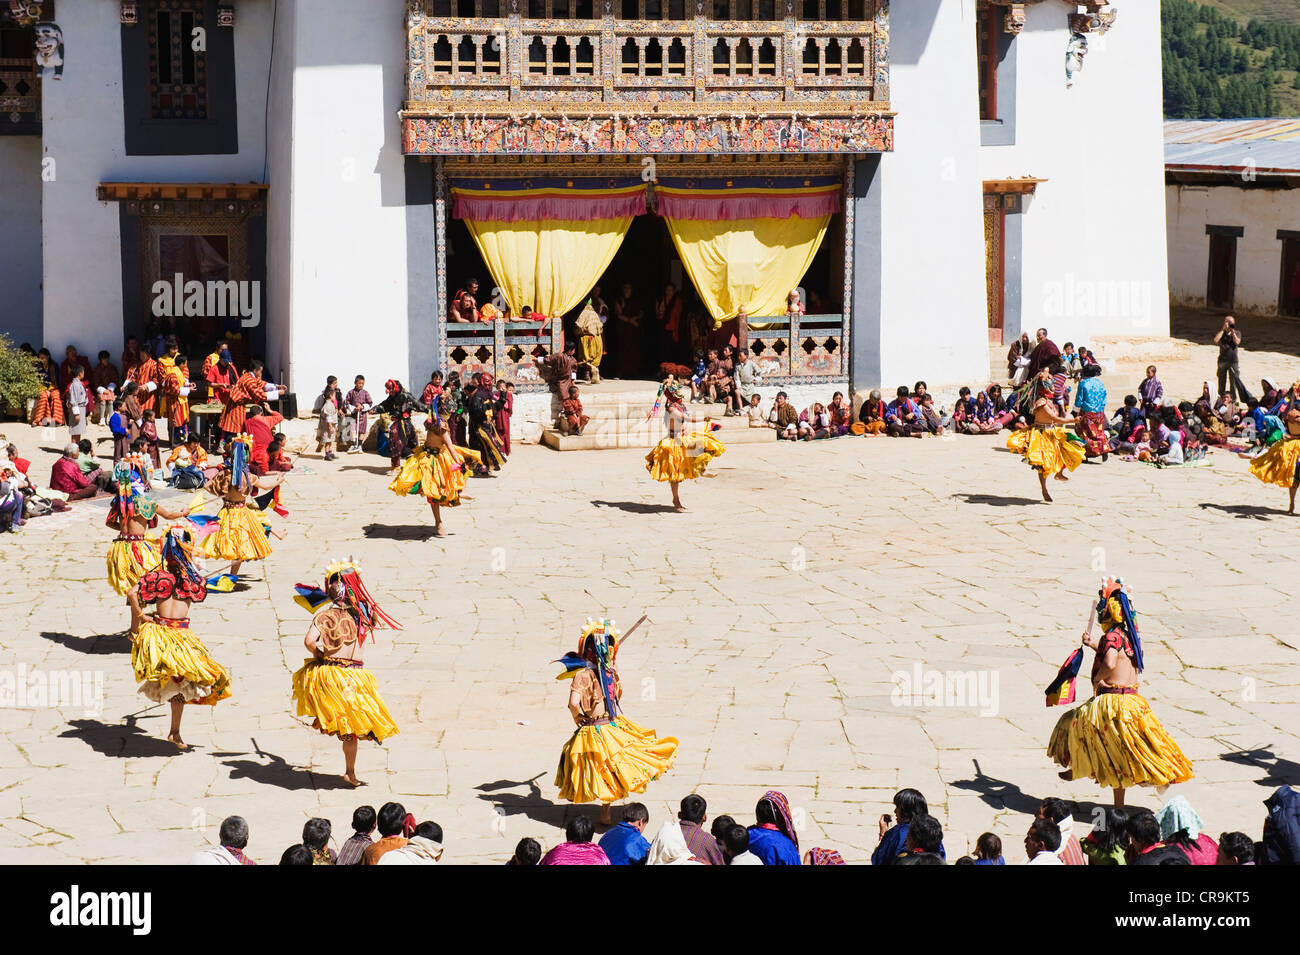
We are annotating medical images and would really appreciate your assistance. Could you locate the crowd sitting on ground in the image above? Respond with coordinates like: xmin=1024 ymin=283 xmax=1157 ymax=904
xmin=8 ymin=317 xmax=1297 ymax=533
xmin=186 ymin=783 xmax=1300 ymax=865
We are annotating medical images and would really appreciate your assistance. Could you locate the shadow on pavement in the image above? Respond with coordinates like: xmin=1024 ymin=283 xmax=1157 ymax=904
xmin=1198 ymin=502 xmax=1290 ymax=520
xmin=219 ymin=741 xmax=357 ymax=791
xmin=41 ymin=630 xmax=132 ymax=655
xmin=1220 ymin=746 xmax=1300 ymax=787
xmin=61 ymin=717 xmax=183 ymax=758
xmin=363 ymin=523 xmax=441 ymax=541
xmin=951 ymin=493 xmax=1043 ymax=507
xmin=591 ymin=500 xmax=680 ymax=514
xmin=475 ymin=775 xmax=577 ymax=828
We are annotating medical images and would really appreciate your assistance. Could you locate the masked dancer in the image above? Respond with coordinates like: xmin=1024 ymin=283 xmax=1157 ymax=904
xmin=1005 ymin=372 xmax=1085 ymax=502
xmin=644 ymin=383 xmax=726 ymax=513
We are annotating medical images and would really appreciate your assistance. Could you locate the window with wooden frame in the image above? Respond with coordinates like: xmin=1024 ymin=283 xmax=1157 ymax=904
xmin=977 ymin=3 xmax=999 ymax=122
xmin=148 ymin=0 xmax=209 ymax=120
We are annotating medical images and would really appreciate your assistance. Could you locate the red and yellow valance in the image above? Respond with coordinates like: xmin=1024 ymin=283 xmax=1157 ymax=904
xmin=654 ymin=175 xmax=841 ymax=221
xmin=450 ymin=177 xmax=648 ymax=223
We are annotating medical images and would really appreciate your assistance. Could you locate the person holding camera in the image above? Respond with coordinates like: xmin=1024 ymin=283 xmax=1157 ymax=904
xmin=1213 ymin=315 xmax=1249 ymax=403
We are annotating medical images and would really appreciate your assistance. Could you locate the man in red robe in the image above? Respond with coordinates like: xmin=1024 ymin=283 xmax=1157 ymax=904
xmin=218 ymin=359 xmax=283 ymax=439
xmin=131 ymin=345 xmax=160 ymax=414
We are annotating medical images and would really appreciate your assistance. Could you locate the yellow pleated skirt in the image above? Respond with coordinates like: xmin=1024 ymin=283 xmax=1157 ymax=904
xmin=1007 ymin=427 xmax=1086 ymax=475
xmin=106 ymin=538 xmax=161 ymax=596
xmin=1048 ymin=692 xmax=1193 ymax=790
xmin=645 ymin=431 xmax=727 ymax=483
xmin=292 ymin=659 xmax=399 ymax=742
xmin=201 ymin=504 xmax=273 ymax=562
xmin=388 ymin=446 xmax=471 ymax=505
xmin=555 ymin=715 xmax=678 ymax=805
xmin=1247 ymin=437 xmax=1300 ymax=488
xmin=131 ymin=620 xmax=231 ymax=705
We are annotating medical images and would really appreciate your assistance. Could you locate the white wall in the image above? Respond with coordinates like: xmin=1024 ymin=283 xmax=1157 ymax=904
xmin=1166 ymin=182 xmax=1300 ymax=314
xmin=980 ymin=1 xmax=1170 ymax=344
xmin=0 ymin=137 xmax=43 ymax=346
xmin=39 ymin=0 xmax=273 ymax=356
xmin=879 ymin=0 xmax=991 ymax=388
xmin=268 ymin=0 xmax=411 ymax=395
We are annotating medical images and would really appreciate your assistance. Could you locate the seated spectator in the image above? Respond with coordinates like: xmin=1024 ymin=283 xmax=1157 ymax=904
xmin=803 ymin=847 xmax=846 ymax=865
xmin=885 ymin=386 xmax=924 ymax=438
xmin=901 ymin=813 xmax=945 ymax=862
xmin=744 ymin=393 xmax=769 ymax=428
xmin=541 ymin=816 xmax=610 ymax=865
xmin=560 ymin=386 xmax=590 ymax=436
xmin=50 ymin=444 xmax=104 ymax=500
xmin=378 ymin=821 xmax=444 ymax=865
xmin=747 ymin=791 xmax=801 ymax=865
xmin=507 ymin=837 xmax=542 ymax=866
xmin=267 ymin=439 xmax=294 ymax=472
xmin=598 ymin=802 xmax=651 ymax=865
xmin=827 ymin=392 xmax=852 ymax=436
xmin=1024 ymin=818 xmax=1063 ymax=865
xmin=963 ymin=389 xmax=1001 ymax=434
xmin=280 ymin=845 xmax=314 ymax=865
xmin=974 ymin=832 xmax=1004 ymax=865
xmin=917 ymin=393 xmax=944 ymax=435
xmin=362 ymin=802 xmax=409 ymax=865
xmin=1216 ymin=831 xmax=1256 ymax=866
xmin=1127 ymin=810 xmax=1189 ymax=865
xmin=798 ymin=402 xmax=830 ymax=440
xmin=769 ymin=391 xmax=799 ymax=439
xmin=677 ymin=794 xmax=723 ymax=865
xmin=896 ymin=852 xmax=945 ymax=865
xmin=723 ymin=824 xmax=762 ymax=866
xmin=951 ymin=387 xmax=975 ymax=430
xmin=188 ymin=816 xmax=255 ymax=865
xmin=1262 ymin=784 xmax=1300 ymax=864
xmin=1038 ymin=797 xmax=1086 ymax=865
xmin=1155 ymin=796 xmax=1217 ymax=865
xmin=857 ymin=389 xmax=888 ymax=435
xmin=302 ymin=818 xmax=336 ymax=865
xmin=337 ymin=806 xmax=376 ymax=865
xmin=645 ymin=821 xmax=704 ymax=865
xmin=0 ymin=461 xmax=26 ymax=533
xmin=873 ymin=788 xmax=928 ymax=865
xmin=75 ymin=439 xmax=98 ymax=476
xmin=1081 ymin=807 xmax=1129 ymax=866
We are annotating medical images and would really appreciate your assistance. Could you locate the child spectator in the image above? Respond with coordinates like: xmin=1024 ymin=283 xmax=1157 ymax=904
xmin=91 ymin=350 xmax=121 ymax=424
xmin=560 ymin=385 xmax=590 ymax=436
xmin=745 ymin=393 xmax=768 ymax=428
xmin=1139 ymin=364 xmax=1163 ymax=414
xmin=496 ymin=379 xmax=514 ymax=454
xmin=315 ymin=376 xmax=341 ymax=461
xmin=140 ymin=410 xmax=161 ymax=470
xmin=507 ymin=837 xmax=542 ymax=866
xmin=109 ymin=399 xmax=131 ymax=462
xmin=342 ymin=375 xmax=372 ymax=454
xmin=974 ymin=832 xmax=1004 ymax=865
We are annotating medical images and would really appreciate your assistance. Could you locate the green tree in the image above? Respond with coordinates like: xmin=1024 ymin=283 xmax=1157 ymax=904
xmin=0 ymin=334 xmax=42 ymax=418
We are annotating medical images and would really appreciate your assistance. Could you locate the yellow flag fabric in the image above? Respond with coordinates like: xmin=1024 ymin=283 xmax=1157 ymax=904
xmin=462 ymin=217 xmax=633 ymax=320
xmin=664 ymin=214 xmax=830 ymax=328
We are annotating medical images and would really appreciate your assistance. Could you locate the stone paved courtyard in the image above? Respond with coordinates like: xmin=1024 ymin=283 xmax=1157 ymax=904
xmin=2 ymin=316 xmax=1299 ymax=864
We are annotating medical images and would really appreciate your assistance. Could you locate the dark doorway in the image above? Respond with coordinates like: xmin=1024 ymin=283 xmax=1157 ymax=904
xmin=1206 ymin=228 xmax=1239 ymax=311
xmin=1279 ymin=235 xmax=1300 ymax=318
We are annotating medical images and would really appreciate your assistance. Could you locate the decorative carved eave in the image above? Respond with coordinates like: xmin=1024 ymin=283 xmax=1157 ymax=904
xmin=97 ymin=182 xmax=267 ymax=202
xmin=980 ymin=0 xmax=1116 ymax=35
xmin=983 ymin=177 xmax=1046 ymax=194
xmin=97 ymin=182 xmax=267 ymax=216
xmin=1 ymin=1 xmax=55 ymax=27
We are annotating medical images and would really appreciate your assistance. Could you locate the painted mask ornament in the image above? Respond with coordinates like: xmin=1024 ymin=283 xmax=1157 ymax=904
xmin=33 ymin=21 xmax=62 ymax=79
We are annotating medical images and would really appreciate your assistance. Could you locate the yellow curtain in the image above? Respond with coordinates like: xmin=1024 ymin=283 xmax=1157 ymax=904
xmin=462 ymin=217 xmax=632 ymax=319
xmin=664 ymin=215 xmax=830 ymax=328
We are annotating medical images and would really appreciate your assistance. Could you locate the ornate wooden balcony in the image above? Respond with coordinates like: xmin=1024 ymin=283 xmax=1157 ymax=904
xmin=403 ymin=0 xmax=893 ymax=156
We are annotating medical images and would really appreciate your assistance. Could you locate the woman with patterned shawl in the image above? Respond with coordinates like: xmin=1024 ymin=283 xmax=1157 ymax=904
xmin=127 ymin=526 xmax=232 ymax=749
xmin=106 ymin=459 xmax=187 ymax=633
xmin=747 ymin=790 xmax=801 ymax=865
xmin=644 ymin=383 xmax=726 ymax=512
xmin=291 ymin=559 xmax=401 ymax=787
xmin=1048 ymin=579 xmax=1193 ymax=808
xmin=200 ymin=435 xmax=276 ymax=579
xmin=387 ymin=408 xmax=481 ymax=537
xmin=1247 ymin=403 xmax=1300 ymax=514
xmin=554 ymin=618 xmax=678 ymax=825
xmin=1006 ymin=371 xmax=1086 ymax=502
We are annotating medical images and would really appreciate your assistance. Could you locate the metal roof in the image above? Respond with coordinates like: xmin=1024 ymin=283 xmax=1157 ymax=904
xmin=1164 ymin=119 xmax=1300 ymax=175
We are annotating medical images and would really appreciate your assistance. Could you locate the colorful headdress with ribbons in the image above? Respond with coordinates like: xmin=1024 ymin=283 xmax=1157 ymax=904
xmin=293 ymin=557 xmax=400 ymax=645
xmin=1097 ymin=577 xmax=1144 ymax=672
xmin=161 ymin=525 xmax=206 ymax=590
xmin=107 ymin=460 xmax=154 ymax=525
xmin=554 ymin=617 xmax=622 ymax=717
xmin=226 ymin=433 xmax=253 ymax=486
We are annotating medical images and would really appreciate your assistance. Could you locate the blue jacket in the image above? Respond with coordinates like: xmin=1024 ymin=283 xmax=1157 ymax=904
xmin=1264 ymin=785 xmax=1300 ymax=865
xmin=598 ymin=822 xmax=651 ymax=866
xmin=747 ymin=826 xmax=801 ymax=865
